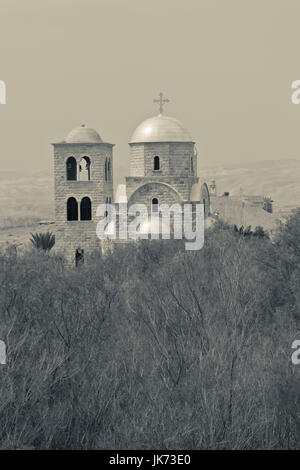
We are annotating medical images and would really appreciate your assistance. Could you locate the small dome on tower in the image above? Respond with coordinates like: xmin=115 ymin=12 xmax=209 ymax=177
xmin=130 ymin=114 xmax=193 ymax=144
xmin=65 ymin=125 xmax=103 ymax=144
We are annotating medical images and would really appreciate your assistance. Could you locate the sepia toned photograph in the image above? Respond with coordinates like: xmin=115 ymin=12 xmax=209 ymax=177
xmin=1 ymin=0 xmax=300 ymax=458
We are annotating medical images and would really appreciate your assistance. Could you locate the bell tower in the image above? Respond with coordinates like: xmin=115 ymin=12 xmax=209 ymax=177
xmin=52 ymin=124 xmax=114 ymax=265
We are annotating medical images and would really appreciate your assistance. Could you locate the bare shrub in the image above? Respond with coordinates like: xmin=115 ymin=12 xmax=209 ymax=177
xmin=0 ymin=214 xmax=299 ymax=449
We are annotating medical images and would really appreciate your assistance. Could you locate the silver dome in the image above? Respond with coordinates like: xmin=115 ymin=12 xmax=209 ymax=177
xmin=65 ymin=125 xmax=103 ymax=144
xmin=130 ymin=114 xmax=194 ymax=144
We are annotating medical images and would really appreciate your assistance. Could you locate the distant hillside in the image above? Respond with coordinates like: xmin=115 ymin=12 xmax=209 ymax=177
xmin=0 ymin=170 xmax=54 ymax=229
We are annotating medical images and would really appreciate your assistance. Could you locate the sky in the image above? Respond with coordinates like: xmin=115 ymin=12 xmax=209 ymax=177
xmin=1 ymin=0 xmax=300 ymax=183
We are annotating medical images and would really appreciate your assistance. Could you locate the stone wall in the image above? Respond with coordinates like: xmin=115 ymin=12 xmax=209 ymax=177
xmin=144 ymin=143 xmax=170 ymax=176
xmin=129 ymin=144 xmax=145 ymax=176
xmin=168 ymin=142 xmax=195 ymax=177
xmin=129 ymin=142 xmax=195 ymax=178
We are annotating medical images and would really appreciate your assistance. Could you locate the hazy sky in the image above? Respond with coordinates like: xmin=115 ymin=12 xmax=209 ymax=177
xmin=1 ymin=0 xmax=300 ymax=182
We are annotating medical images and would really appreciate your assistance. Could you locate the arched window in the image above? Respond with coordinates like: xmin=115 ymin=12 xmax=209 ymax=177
xmin=203 ymin=198 xmax=206 ymax=216
xmin=154 ymin=156 xmax=160 ymax=171
xmin=79 ymin=156 xmax=90 ymax=181
xmin=191 ymin=157 xmax=193 ymax=174
xmin=66 ymin=157 xmax=77 ymax=180
xmin=108 ymin=158 xmax=112 ymax=181
xmin=80 ymin=197 xmax=92 ymax=220
xmin=152 ymin=197 xmax=159 ymax=212
xmin=104 ymin=158 xmax=112 ymax=182
xmin=67 ymin=197 xmax=78 ymax=220
xmin=104 ymin=158 xmax=108 ymax=182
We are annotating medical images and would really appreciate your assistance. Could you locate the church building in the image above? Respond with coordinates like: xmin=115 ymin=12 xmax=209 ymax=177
xmin=52 ymin=94 xmax=210 ymax=265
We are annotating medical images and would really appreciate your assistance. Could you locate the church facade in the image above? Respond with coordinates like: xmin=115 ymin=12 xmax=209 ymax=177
xmin=52 ymin=98 xmax=210 ymax=265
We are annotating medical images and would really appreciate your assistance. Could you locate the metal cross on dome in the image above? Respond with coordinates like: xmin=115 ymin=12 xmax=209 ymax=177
xmin=153 ymin=92 xmax=170 ymax=114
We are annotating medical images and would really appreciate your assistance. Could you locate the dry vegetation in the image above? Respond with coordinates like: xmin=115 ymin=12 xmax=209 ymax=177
xmin=0 ymin=210 xmax=300 ymax=449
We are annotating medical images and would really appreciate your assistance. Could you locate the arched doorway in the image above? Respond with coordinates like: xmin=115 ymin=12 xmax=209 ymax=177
xmin=75 ymin=248 xmax=84 ymax=267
